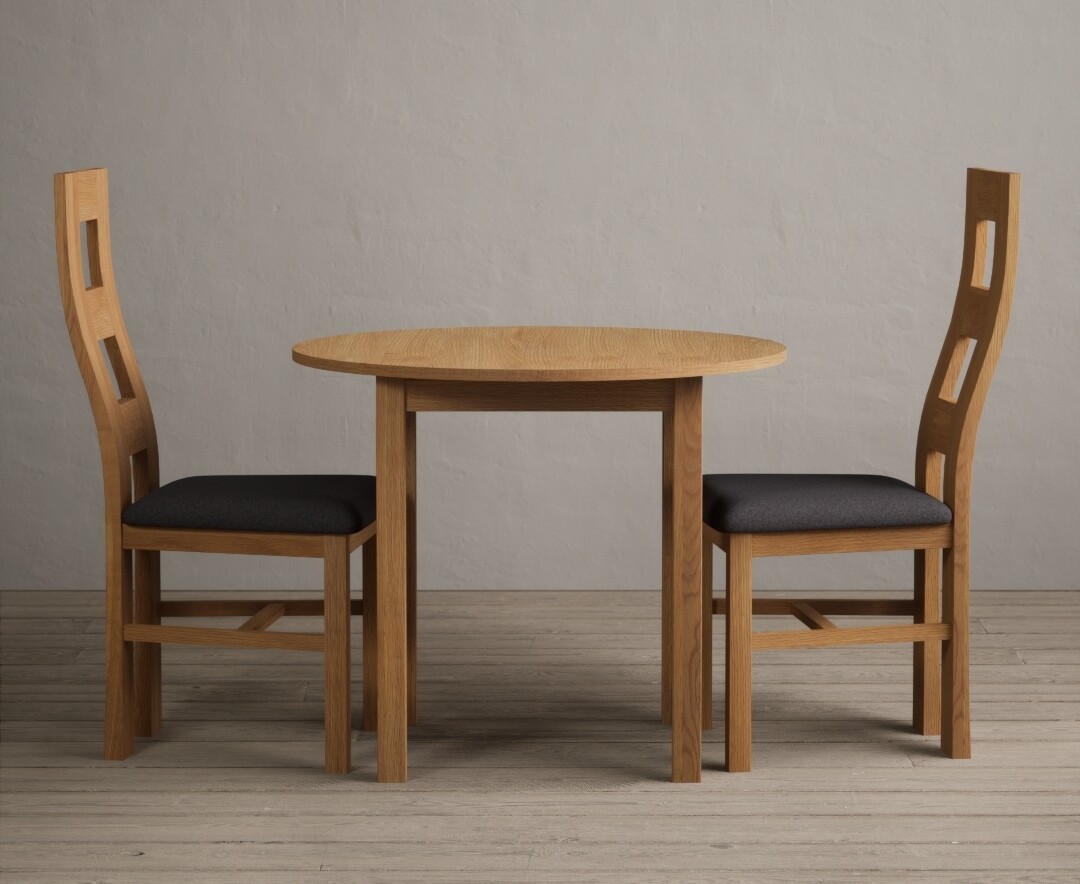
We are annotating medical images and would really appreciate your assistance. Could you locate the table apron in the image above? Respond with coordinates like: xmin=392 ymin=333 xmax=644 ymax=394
xmin=404 ymin=379 xmax=677 ymax=412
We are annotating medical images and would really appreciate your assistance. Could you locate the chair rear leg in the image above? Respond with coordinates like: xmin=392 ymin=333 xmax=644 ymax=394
xmin=660 ymin=411 xmax=674 ymax=725
xmin=134 ymin=549 xmax=162 ymax=738
xmin=323 ymin=536 xmax=352 ymax=774
xmin=702 ymin=536 xmax=714 ymax=730
xmin=104 ymin=538 xmax=135 ymax=760
xmin=362 ymin=539 xmax=378 ymax=732
xmin=725 ymin=534 xmax=753 ymax=772
xmin=406 ymin=410 xmax=418 ymax=726
xmin=941 ymin=537 xmax=971 ymax=758
xmin=913 ymin=547 xmax=942 ymax=736
xmin=407 ymin=557 xmax=417 ymax=726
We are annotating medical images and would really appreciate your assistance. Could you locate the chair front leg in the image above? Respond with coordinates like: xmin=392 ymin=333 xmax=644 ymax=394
xmin=134 ymin=549 xmax=162 ymax=737
xmin=913 ymin=547 xmax=941 ymax=736
xmin=323 ymin=535 xmax=352 ymax=774
xmin=725 ymin=533 xmax=753 ymax=772
xmin=104 ymin=534 xmax=135 ymax=760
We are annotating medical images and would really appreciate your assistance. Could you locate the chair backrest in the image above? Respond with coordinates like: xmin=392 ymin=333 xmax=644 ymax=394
xmin=55 ymin=168 xmax=159 ymax=527
xmin=916 ymin=168 xmax=1020 ymax=532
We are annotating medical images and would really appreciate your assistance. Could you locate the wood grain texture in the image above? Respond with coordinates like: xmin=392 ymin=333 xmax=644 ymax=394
xmin=724 ymin=534 xmax=752 ymax=772
xmin=159 ymin=599 xmax=364 ymax=618
xmin=238 ymin=603 xmax=285 ymax=632
xmin=660 ymin=411 xmax=673 ymax=727
xmin=701 ymin=538 xmax=713 ymax=730
xmin=938 ymin=172 xmax=1018 ymax=759
xmin=323 ymin=536 xmax=352 ymax=774
xmin=376 ymin=377 xmax=409 ymax=782
xmin=753 ymin=623 xmax=951 ymax=651
xmin=669 ymin=378 xmax=702 ymax=782
xmin=123 ymin=624 xmax=325 ymax=652
xmin=294 ymin=326 xmax=786 ymax=382
xmin=121 ymin=523 xmax=375 ymax=558
xmin=55 ymin=169 xmax=159 ymax=534
xmin=790 ymin=601 xmax=837 ymax=631
xmin=917 ymin=170 xmax=1021 ymax=477
xmin=943 ymin=536 xmax=971 ymax=758
xmin=56 ymin=169 xmax=147 ymax=762
xmin=133 ymin=548 xmax=161 ymax=737
xmin=713 ymin=598 xmax=915 ymax=617
xmin=406 ymin=410 xmax=418 ymax=726
xmin=104 ymin=534 xmax=135 ymax=760
xmin=914 ymin=547 xmax=942 ymax=735
xmin=406 ymin=379 xmax=677 ymax=411
xmin=746 ymin=524 xmax=952 ymax=558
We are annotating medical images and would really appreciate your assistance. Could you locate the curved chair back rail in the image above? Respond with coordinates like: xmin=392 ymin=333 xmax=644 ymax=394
xmin=694 ymin=168 xmax=1021 ymax=774
xmin=55 ymin=168 xmax=160 ymax=523
xmin=917 ymin=169 xmax=1021 ymax=523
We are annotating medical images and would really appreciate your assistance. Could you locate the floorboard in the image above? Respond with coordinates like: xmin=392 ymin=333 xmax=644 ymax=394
xmin=1 ymin=589 xmax=1078 ymax=881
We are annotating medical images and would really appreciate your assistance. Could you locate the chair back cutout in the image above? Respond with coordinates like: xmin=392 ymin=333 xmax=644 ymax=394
xmin=916 ymin=168 xmax=1020 ymax=526
xmin=55 ymin=168 xmax=159 ymax=523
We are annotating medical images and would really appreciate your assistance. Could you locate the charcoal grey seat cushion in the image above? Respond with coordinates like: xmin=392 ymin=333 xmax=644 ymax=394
xmin=702 ymin=474 xmax=952 ymax=534
xmin=122 ymin=475 xmax=376 ymax=535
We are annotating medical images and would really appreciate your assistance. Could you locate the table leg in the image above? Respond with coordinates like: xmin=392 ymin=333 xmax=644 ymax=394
xmin=669 ymin=377 xmax=703 ymax=783
xmin=376 ymin=377 xmax=409 ymax=782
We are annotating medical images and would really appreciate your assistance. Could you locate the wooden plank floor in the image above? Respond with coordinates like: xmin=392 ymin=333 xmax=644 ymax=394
xmin=1 ymin=589 xmax=1078 ymax=882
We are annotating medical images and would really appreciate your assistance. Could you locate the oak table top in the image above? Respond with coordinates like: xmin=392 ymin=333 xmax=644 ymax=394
xmin=292 ymin=326 xmax=786 ymax=382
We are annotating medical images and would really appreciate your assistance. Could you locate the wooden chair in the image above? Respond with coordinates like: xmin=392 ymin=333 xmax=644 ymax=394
xmin=55 ymin=167 xmax=412 ymax=774
xmin=699 ymin=168 xmax=1020 ymax=771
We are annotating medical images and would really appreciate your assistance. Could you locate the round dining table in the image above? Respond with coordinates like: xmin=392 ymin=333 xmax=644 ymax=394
xmin=293 ymin=326 xmax=786 ymax=782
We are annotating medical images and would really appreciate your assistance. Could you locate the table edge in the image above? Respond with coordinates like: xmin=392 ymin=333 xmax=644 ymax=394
xmin=291 ymin=336 xmax=790 ymax=382
xmin=291 ymin=345 xmax=787 ymax=382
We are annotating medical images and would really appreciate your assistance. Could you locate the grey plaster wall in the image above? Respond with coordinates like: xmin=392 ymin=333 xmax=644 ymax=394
xmin=2 ymin=1 xmax=1078 ymax=591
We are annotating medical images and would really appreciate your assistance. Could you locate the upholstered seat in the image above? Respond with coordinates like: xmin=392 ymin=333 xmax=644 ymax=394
xmin=702 ymin=473 xmax=952 ymax=534
xmin=123 ymin=475 xmax=376 ymax=535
